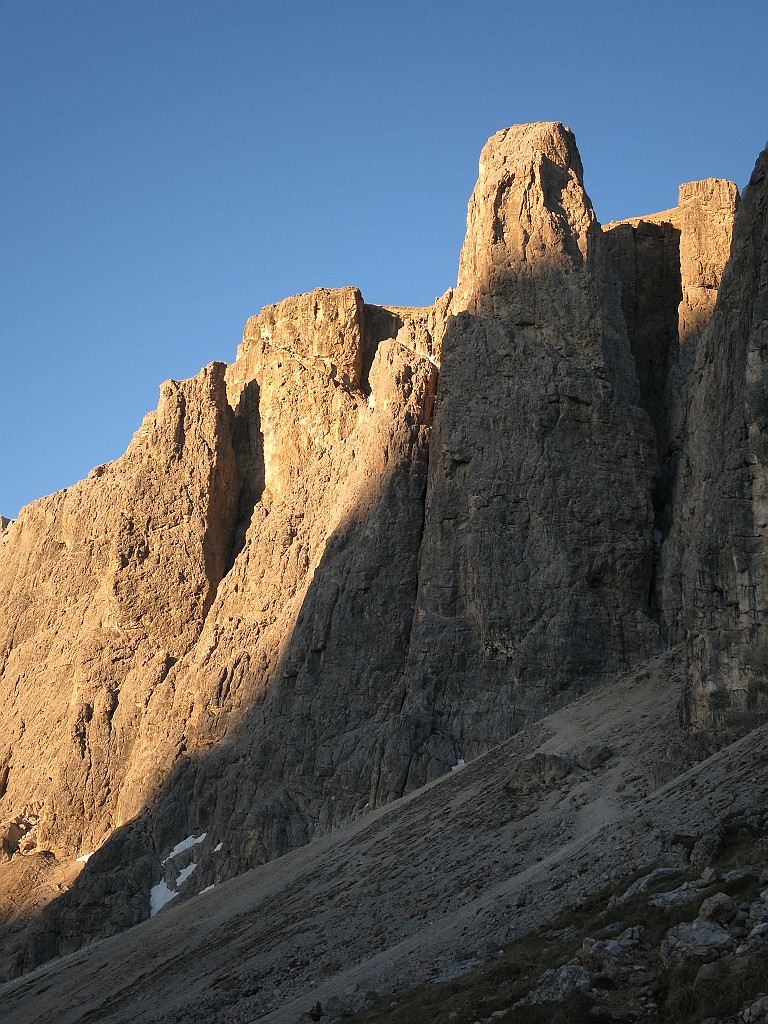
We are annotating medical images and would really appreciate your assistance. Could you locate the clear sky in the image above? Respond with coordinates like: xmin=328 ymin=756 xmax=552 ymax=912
xmin=2 ymin=0 xmax=766 ymax=518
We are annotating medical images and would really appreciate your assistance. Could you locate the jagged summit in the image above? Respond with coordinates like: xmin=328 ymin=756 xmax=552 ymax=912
xmin=0 ymin=125 xmax=766 ymax=1019
xmin=454 ymin=121 xmax=650 ymax=409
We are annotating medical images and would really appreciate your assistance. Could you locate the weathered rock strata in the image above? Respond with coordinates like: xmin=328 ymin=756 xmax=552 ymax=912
xmin=660 ymin=145 xmax=768 ymax=737
xmin=603 ymin=217 xmax=682 ymax=456
xmin=0 ymin=362 xmax=239 ymax=860
xmin=454 ymin=122 xmax=640 ymax=405
xmin=0 ymin=123 xmax=766 ymax=976
xmin=394 ymin=303 xmax=656 ymax=790
xmin=603 ymin=178 xmax=739 ymax=481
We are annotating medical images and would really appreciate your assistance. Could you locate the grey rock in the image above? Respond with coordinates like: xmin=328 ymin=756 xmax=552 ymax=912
xmin=742 ymin=993 xmax=768 ymax=1023
xmin=747 ymin=892 xmax=768 ymax=925
xmin=691 ymin=828 xmax=725 ymax=873
xmin=700 ymin=867 xmax=724 ymax=885
xmin=726 ymin=868 xmax=764 ymax=885
xmin=430 ymin=960 xmax=482 ymax=985
xmin=661 ymin=919 xmax=736 ymax=961
xmin=658 ymin=149 xmax=768 ymax=739
xmin=616 ymin=866 xmax=687 ymax=904
xmin=603 ymin=214 xmax=682 ymax=460
xmin=582 ymin=936 xmax=629 ymax=966
xmin=649 ymin=882 xmax=702 ymax=908
xmin=575 ymin=743 xmax=613 ymax=770
xmin=595 ymin=922 xmax=626 ymax=939
xmin=699 ymin=892 xmax=736 ymax=923
xmin=526 ymin=963 xmax=595 ymax=1004
xmin=505 ymin=754 xmax=573 ymax=795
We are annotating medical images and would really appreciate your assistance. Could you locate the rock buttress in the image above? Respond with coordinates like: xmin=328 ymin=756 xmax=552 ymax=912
xmin=376 ymin=123 xmax=659 ymax=794
xmin=658 ymin=145 xmax=768 ymax=737
xmin=11 ymin=288 xmax=440 ymax=967
xmin=0 ymin=363 xmax=239 ymax=865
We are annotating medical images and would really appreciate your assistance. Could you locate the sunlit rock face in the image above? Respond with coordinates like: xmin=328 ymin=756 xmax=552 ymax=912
xmin=453 ymin=122 xmax=640 ymax=405
xmin=0 ymin=363 xmax=239 ymax=859
xmin=0 ymin=124 xmax=765 ymax=974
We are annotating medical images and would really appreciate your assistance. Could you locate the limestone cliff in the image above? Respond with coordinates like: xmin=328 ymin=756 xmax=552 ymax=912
xmin=388 ymin=122 xmax=658 ymax=792
xmin=0 ymin=123 xmax=766 ymax=975
xmin=603 ymin=181 xmax=741 ymax=663
xmin=659 ymin=146 xmax=768 ymax=737
xmin=0 ymin=363 xmax=239 ymax=861
xmin=603 ymin=179 xmax=738 ymax=479
xmin=454 ymin=123 xmax=640 ymax=404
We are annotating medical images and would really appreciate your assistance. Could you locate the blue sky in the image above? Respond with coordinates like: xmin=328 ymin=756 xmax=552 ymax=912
xmin=2 ymin=0 xmax=766 ymax=518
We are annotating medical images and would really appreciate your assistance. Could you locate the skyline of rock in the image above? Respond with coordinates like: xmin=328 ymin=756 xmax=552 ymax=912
xmin=1 ymin=123 xmax=767 ymax=1005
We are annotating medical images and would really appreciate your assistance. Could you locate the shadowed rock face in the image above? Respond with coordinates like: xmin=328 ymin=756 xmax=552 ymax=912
xmin=393 ymin=309 xmax=656 ymax=792
xmin=603 ymin=178 xmax=739 ymax=466
xmin=389 ymin=122 xmax=658 ymax=790
xmin=603 ymin=178 xmax=741 ymax=642
xmin=603 ymin=219 xmax=682 ymax=457
xmin=0 ymin=124 xmax=765 ymax=973
xmin=659 ymin=146 xmax=768 ymax=737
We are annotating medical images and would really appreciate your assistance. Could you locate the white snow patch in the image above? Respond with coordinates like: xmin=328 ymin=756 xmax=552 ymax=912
xmin=162 ymin=833 xmax=207 ymax=864
xmin=213 ymin=842 xmax=223 ymax=853
xmin=176 ymin=862 xmax=197 ymax=886
xmin=450 ymin=758 xmax=465 ymax=772
xmin=76 ymin=852 xmax=94 ymax=864
xmin=150 ymin=880 xmax=179 ymax=917
xmin=199 ymin=885 xmax=215 ymax=896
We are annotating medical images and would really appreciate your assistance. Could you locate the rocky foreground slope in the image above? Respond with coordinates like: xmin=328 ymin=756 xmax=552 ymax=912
xmin=1 ymin=654 xmax=767 ymax=1024
xmin=1 ymin=122 xmax=768 ymax=1018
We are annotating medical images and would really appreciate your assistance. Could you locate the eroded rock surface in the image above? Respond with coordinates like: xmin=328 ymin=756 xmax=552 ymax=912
xmin=0 ymin=362 xmax=239 ymax=862
xmin=392 ymin=123 xmax=657 ymax=789
xmin=454 ymin=122 xmax=641 ymax=405
xmin=2 ymin=285 xmax=441 ymax=965
xmin=0 ymin=124 xmax=766 ymax=979
xmin=603 ymin=178 xmax=738 ymax=480
xmin=659 ymin=146 xmax=768 ymax=737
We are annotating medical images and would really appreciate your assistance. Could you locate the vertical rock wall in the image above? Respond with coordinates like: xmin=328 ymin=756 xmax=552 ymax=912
xmin=1 ymin=124 xmax=766 ymax=972
xmin=0 ymin=363 xmax=239 ymax=859
xmin=603 ymin=219 xmax=682 ymax=456
xmin=453 ymin=123 xmax=640 ymax=404
xmin=386 ymin=123 xmax=658 ymax=791
xmin=660 ymin=146 xmax=768 ymax=737
xmin=604 ymin=179 xmax=740 ymax=638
